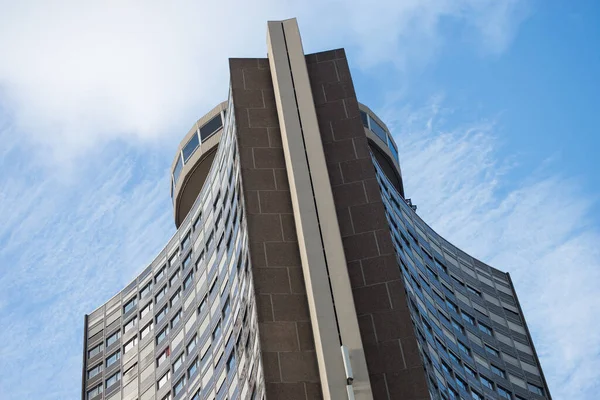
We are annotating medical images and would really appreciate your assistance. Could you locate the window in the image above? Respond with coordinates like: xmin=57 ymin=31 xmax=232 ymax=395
xmin=455 ymin=376 xmax=467 ymax=391
xmin=106 ymin=330 xmax=120 ymax=347
xmin=451 ymin=275 xmax=465 ymax=287
xmin=471 ymin=390 xmax=483 ymax=400
xmin=173 ymin=376 xmax=186 ymax=396
xmin=359 ymin=110 xmax=369 ymax=128
xmin=461 ymin=311 xmax=475 ymax=325
xmin=123 ymin=297 xmax=136 ymax=314
xmin=446 ymin=299 xmax=459 ymax=313
xmin=222 ymin=296 xmax=231 ymax=319
xmin=173 ymin=156 xmax=183 ymax=185
xmin=368 ymin=115 xmax=387 ymax=142
xmin=106 ymin=350 xmax=120 ymax=367
xmin=157 ymin=370 xmax=170 ymax=390
xmin=88 ymin=343 xmax=103 ymax=358
xmin=105 ymin=370 xmax=121 ymax=388
xmin=198 ymin=296 xmax=208 ymax=314
xmin=497 ymin=386 xmax=511 ymax=399
xmin=200 ymin=114 xmax=223 ymax=141
xmin=187 ymin=335 xmax=197 ymax=354
xmin=484 ymin=344 xmax=500 ymax=357
xmin=478 ymin=322 xmax=492 ymax=336
xmin=448 ymin=351 xmax=460 ymax=364
xmin=491 ymin=364 xmax=506 ymax=378
xmin=87 ymin=363 xmax=102 ymax=379
xmin=123 ymin=317 xmax=137 ymax=333
xmin=140 ymin=322 xmax=153 ymax=339
xmin=87 ymin=384 xmax=102 ymax=399
xmin=157 ymin=348 xmax=169 ymax=366
xmin=466 ymin=285 xmax=481 ymax=296
xmin=173 ymin=353 xmax=184 ymax=371
xmin=182 ymin=253 xmax=192 ymax=268
xmin=141 ymin=301 xmax=153 ymax=319
xmin=170 ymin=288 xmax=181 ymax=305
xmin=140 ymin=282 xmax=152 ymax=298
xmin=441 ymin=362 xmax=452 ymax=375
xmin=183 ymin=271 xmax=194 ymax=290
xmin=458 ymin=341 xmax=471 ymax=356
xmin=171 ymin=309 xmax=182 ymax=327
xmin=155 ymin=266 xmax=166 ymax=282
xmin=213 ymin=321 xmax=222 ymax=340
xmin=123 ymin=337 xmax=137 ymax=354
xmin=480 ymin=375 xmax=493 ymax=389
xmin=448 ymin=387 xmax=458 ymax=400
xmin=156 ymin=305 xmax=169 ymax=323
xmin=464 ymin=365 xmax=476 ymax=378
xmin=156 ymin=326 xmax=169 ymax=344
xmin=227 ymin=353 xmax=235 ymax=372
xmin=182 ymin=133 xmax=200 ymax=162
xmin=528 ymin=383 xmax=544 ymax=396
xmin=156 ymin=285 xmax=167 ymax=303
xmin=169 ymin=269 xmax=180 ymax=287
xmin=188 ymin=357 xmax=199 ymax=377
xmin=451 ymin=319 xmax=464 ymax=334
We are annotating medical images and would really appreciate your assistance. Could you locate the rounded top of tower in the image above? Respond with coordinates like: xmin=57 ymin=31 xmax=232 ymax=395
xmin=357 ymin=102 xmax=404 ymax=197
xmin=171 ymin=101 xmax=227 ymax=228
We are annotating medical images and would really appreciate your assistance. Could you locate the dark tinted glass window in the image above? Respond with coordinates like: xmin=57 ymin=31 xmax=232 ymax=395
xmin=359 ymin=110 xmax=369 ymax=128
xmin=182 ymin=133 xmax=200 ymax=162
xmin=173 ymin=156 xmax=183 ymax=185
xmin=200 ymin=114 xmax=223 ymax=141
xmin=368 ymin=115 xmax=387 ymax=142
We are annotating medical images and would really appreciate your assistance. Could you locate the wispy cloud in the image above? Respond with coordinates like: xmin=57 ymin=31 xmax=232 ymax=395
xmin=0 ymin=0 xmax=530 ymax=163
xmin=383 ymin=98 xmax=600 ymax=399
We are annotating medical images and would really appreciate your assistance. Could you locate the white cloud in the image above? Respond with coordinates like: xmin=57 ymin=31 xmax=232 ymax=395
xmin=384 ymin=98 xmax=600 ymax=399
xmin=0 ymin=0 xmax=529 ymax=163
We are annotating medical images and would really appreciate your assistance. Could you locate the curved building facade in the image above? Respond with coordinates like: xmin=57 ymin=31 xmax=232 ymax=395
xmin=82 ymin=18 xmax=551 ymax=400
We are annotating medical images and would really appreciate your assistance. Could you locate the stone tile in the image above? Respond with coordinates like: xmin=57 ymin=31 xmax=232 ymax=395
xmin=268 ymin=127 xmax=283 ymax=148
xmin=274 ymin=169 xmax=289 ymax=191
xmin=340 ymin=157 xmax=376 ymax=184
xmin=304 ymin=382 xmax=323 ymax=400
xmin=336 ymin=207 xmax=354 ymax=237
xmin=248 ymin=108 xmax=279 ymax=128
xmin=342 ymin=232 xmax=379 ymax=261
xmin=262 ymin=351 xmax=281 ymax=382
xmin=254 ymin=267 xmax=290 ymax=294
xmin=272 ymin=294 xmax=311 ymax=322
xmin=385 ymin=370 xmax=413 ymax=399
xmin=335 ymin=58 xmax=352 ymax=81
xmin=352 ymin=136 xmax=371 ymax=159
xmin=387 ymin=280 xmax=408 ymax=310
xmin=229 ymin=66 xmax=245 ymax=90
xmin=400 ymin=338 xmax=423 ymax=368
xmin=361 ymin=254 xmax=402 ymax=285
xmin=364 ymin=178 xmax=383 ymax=204
xmin=256 ymin=294 xmax=274 ymax=322
xmin=265 ymin=383 xmax=307 ymax=400
xmin=343 ymin=97 xmax=361 ymax=119
xmin=280 ymin=215 xmax=298 ymax=242
xmin=315 ymin=101 xmax=347 ymax=123
xmin=262 ymin=88 xmax=275 ymax=106
xmin=326 ymin=162 xmax=343 ymax=187
xmin=318 ymin=120 xmax=334 ymax=144
xmin=241 ymin=169 xmax=276 ymax=190
xmin=323 ymin=138 xmax=357 ymax=164
xmin=254 ymin=147 xmax=286 ymax=169
xmin=409 ymin=366 xmax=429 ymax=398
xmin=249 ymin=242 xmax=266 ymax=267
xmin=259 ymin=190 xmax=293 ymax=214
xmin=245 ymin=190 xmax=260 ymax=214
xmin=279 ymin=352 xmax=320 ymax=382
xmin=239 ymin=127 xmax=270 ymax=148
xmin=347 ymin=260 xmax=365 ymax=288
xmin=369 ymin=373 xmax=390 ymax=400
xmin=259 ymin=322 xmax=300 ymax=352
xmin=350 ymin=203 xmax=387 ymax=234
xmin=307 ymin=61 xmax=338 ymax=84
xmin=288 ymin=267 xmax=307 ymax=294
xmin=375 ymin=229 xmax=395 ymax=256
xmin=296 ymin=321 xmax=315 ymax=351
xmin=358 ymin=314 xmax=377 ymax=345
xmin=265 ymin=242 xmax=302 ymax=267
xmin=247 ymin=214 xmax=283 ymax=242
xmin=315 ymin=50 xmax=338 ymax=62
xmin=331 ymin=116 xmax=365 ymax=141
xmin=243 ymin=67 xmax=273 ymax=90
xmin=373 ymin=310 xmax=414 ymax=342
xmin=323 ymin=81 xmax=355 ymax=102
xmin=233 ymin=89 xmax=265 ymax=108
xmin=353 ymin=283 xmax=392 ymax=315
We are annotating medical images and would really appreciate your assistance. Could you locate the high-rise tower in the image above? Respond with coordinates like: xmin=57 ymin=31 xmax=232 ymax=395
xmin=82 ymin=19 xmax=551 ymax=400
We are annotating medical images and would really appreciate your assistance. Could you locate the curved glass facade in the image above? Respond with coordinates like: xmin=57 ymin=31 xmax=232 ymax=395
xmin=83 ymin=93 xmax=264 ymax=400
xmin=373 ymin=156 xmax=550 ymax=400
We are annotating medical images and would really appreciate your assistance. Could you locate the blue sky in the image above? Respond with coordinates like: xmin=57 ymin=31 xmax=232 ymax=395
xmin=0 ymin=1 xmax=598 ymax=399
